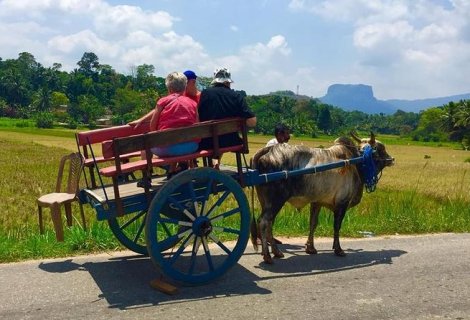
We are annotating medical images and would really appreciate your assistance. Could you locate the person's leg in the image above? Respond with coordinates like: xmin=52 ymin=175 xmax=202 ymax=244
xmin=152 ymin=142 xmax=198 ymax=179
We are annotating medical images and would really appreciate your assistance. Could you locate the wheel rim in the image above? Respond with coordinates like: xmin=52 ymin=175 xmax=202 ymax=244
xmin=146 ymin=167 xmax=250 ymax=285
xmin=108 ymin=210 xmax=148 ymax=255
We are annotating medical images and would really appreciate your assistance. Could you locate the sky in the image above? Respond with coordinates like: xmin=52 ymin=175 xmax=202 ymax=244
xmin=0 ymin=0 xmax=469 ymax=100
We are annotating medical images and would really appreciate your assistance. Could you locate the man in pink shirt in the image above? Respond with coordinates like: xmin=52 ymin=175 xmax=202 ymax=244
xmin=183 ymin=70 xmax=201 ymax=104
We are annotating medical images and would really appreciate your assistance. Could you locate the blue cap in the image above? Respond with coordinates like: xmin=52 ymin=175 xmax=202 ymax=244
xmin=183 ymin=70 xmax=197 ymax=80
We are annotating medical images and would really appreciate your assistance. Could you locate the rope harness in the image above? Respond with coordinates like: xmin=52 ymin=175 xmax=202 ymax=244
xmin=359 ymin=144 xmax=381 ymax=193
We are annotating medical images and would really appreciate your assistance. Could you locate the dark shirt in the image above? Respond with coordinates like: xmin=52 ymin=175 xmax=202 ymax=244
xmin=198 ymin=84 xmax=255 ymax=149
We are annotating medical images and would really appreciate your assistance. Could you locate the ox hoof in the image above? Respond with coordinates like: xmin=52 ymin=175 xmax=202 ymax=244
xmin=334 ymin=248 xmax=346 ymax=257
xmin=305 ymin=245 xmax=317 ymax=255
xmin=273 ymin=251 xmax=284 ymax=258
xmin=263 ymin=255 xmax=274 ymax=264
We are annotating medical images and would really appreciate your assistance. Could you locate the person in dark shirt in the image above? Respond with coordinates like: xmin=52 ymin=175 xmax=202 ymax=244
xmin=198 ymin=68 xmax=256 ymax=168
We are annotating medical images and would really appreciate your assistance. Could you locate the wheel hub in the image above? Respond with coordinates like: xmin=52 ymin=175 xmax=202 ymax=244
xmin=192 ymin=216 xmax=212 ymax=237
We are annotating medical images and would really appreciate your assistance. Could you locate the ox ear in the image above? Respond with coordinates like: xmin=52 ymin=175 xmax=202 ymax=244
xmin=369 ymin=131 xmax=376 ymax=145
xmin=350 ymin=130 xmax=361 ymax=144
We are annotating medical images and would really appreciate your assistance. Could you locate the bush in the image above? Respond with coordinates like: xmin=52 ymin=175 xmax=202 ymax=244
xmin=35 ymin=112 xmax=54 ymax=128
xmin=67 ymin=120 xmax=78 ymax=129
xmin=15 ymin=121 xmax=31 ymax=128
xmin=88 ymin=121 xmax=97 ymax=129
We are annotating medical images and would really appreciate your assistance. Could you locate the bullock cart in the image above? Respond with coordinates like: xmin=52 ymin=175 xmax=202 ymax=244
xmin=77 ymin=118 xmax=377 ymax=286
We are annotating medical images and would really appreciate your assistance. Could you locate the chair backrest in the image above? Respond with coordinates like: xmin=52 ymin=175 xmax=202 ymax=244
xmin=55 ymin=152 xmax=84 ymax=195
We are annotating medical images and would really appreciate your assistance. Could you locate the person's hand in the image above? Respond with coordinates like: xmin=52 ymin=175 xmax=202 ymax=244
xmin=128 ymin=120 xmax=141 ymax=129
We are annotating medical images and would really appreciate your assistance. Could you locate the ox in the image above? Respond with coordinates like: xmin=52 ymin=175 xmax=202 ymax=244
xmin=250 ymin=133 xmax=394 ymax=264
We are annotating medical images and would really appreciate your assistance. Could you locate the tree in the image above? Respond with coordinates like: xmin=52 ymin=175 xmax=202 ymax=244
xmin=76 ymin=94 xmax=105 ymax=124
xmin=412 ymin=107 xmax=446 ymax=141
xmin=317 ymin=105 xmax=332 ymax=133
xmin=112 ymin=86 xmax=146 ymax=123
xmin=77 ymin=52 xmax=100 ymax=79
xmin=51 ymin=91 xmax=69 ymax=108
xmin=135 ymin=64 xmax=156 ymax=91
xmin=32 ymin=87 xmax=52 ymax=112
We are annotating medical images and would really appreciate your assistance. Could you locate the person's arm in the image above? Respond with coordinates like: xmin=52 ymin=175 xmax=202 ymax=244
xmin=150 ymin=105 xmax=163 ymax=131
xmin=246 ymin=116 xmax=257 ymax=128
xmin=129 ymin=110 xmax=154 ymax=128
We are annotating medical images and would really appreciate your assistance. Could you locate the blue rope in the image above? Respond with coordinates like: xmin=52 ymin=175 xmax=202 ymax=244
xmin=360 ymin=145 xmax=379 ymax=193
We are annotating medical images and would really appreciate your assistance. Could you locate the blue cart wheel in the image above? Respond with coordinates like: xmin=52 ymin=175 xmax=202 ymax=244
xmin=146 ymin=167 xmax=250 ymax=285
xmin=108 ymin=209 xmax=183 ymax=255
xmin=108 ymin=211 xmax=148 ymax=255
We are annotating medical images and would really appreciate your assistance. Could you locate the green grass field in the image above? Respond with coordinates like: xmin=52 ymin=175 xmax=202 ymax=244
xmin=1 ymin=118 xmax=469 ymax=262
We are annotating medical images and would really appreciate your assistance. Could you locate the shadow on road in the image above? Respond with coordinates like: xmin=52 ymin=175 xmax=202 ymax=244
xmin=38 ymin=246 xmax=406 ymax=310
xmin=251 ymin=244 xmax=407 ymax=280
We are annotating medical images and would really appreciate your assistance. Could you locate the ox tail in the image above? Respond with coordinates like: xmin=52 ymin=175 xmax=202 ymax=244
xmin=250 ymin=213 xmax=259 ymax=252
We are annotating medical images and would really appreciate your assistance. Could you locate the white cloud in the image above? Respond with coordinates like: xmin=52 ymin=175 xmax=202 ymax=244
xmin=93 ymin=5 xmax=176 ymax=38
xmin=288 ymin=0 xmax=470 ymax=98
xmin=1 ymin=0 xmax=468 ymax=100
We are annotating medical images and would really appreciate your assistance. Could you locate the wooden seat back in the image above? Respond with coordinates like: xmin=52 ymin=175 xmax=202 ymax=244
xmin=103 ymin=117 xmax=248 ymax=216
xmin=75 ymin=123 xmax=150 ymax=188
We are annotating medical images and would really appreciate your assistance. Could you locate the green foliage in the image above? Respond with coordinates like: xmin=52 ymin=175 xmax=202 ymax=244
xmin=66 ymin=119 xmax=78 ymax=129
xmin=0 ymin=50 xmax=467 ymax=143
xmin=35 ymin=112 xmax=54 ymax=128
xmin=51 ymin=91 xmax=69 ymax=108
xmin=15 ymin=120 xmax=31 ymax=128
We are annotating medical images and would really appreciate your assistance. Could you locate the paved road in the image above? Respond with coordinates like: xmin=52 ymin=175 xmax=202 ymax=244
xmin=1 ymin=233 xmax=470 ymax=320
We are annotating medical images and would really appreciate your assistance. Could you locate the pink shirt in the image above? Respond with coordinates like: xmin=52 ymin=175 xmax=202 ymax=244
xmin=156 ymin=93 xmax=198 ymax=131
xmin=184 ymin=91 xmax=201 ymax=104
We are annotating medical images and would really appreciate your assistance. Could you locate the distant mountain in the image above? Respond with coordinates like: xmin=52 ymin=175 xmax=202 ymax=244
xmin=319 ymin=84 xmax=395 ymax=114
xmin=319 ymin=84 xmax=470 ymax=114
xmin=386 ymin=93 xmax=470 ymax=113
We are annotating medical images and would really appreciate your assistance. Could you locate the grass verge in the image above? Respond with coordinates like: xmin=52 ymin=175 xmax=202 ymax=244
xmin=1 ymin=125 xmax=469 ymax=262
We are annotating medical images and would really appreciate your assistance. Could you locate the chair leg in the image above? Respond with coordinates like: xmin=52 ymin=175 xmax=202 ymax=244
xmin=37 ymin=205 xmax=44 ymax=234
xmin=64 ymin=202 xmax=73 ymax=227
xmin=78 ymin=202 xmax=87 ymax=231
xmin=51 ymin=204 xmax=64 ymax=242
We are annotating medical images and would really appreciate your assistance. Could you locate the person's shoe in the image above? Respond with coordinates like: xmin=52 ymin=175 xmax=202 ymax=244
xmin=164 ymin=172 xmax=176 ymax=181
xmin=176 ymin=162 xmax=188 ymax=171
xmin=137 ymin=177 xmax=151 ymax=188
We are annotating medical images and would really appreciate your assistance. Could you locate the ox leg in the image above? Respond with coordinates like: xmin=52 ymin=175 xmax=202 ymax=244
xmin=306 ymin=203 xmax=320 ymax=254
xmin=258 ymin=214 xmax=274 ymax=264
xmin=332 ymin=207 xmax=347 ymax=256
xmin=268 ymin=221 xmax=284 ymax=259
xmin=259 ymin=202 xmax=285 ymax=264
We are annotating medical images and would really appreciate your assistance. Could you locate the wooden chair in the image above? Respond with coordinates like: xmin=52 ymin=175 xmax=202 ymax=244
xmin=37 ymin=152 xmax=86 ymax=241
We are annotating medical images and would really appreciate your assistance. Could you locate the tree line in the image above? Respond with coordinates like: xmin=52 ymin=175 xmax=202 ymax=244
xmin=0 ymin=52 xmax=469 ymax=147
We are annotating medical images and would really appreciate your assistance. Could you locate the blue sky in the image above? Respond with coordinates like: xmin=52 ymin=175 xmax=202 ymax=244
xmin=0 ymin=0 xmax=469 ymax=100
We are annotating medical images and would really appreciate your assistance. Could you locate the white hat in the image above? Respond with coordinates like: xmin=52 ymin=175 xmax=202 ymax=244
xmin=211 ymin=68 xmax=233 ymax=85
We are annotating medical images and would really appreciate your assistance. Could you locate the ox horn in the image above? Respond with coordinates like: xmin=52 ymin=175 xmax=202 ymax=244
xmin=369 ymin=131 xmax=376 ymax=145
xmin=349 ymin=130 xmax=361 ymax=144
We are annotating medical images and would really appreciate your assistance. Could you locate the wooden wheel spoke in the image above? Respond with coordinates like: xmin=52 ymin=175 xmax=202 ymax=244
xmin=168 ymin=234 xmax=194 ymax=266
xmin=202 ymin=237 xmax=214 ymax=272
xmin=212 ymin=226 xmax=241 ymax=235
xmin=132 ymin=217 xmax=146 ymax=243
xmin=204 ymin=190 xmax=231 ymax=217
xmin=120 ymin=210 xmax=146 ymax=230
xmin=209 ymin=234 xmax=232 ymax=255
xmin=210 ymin=207 xmax=240 ymax=222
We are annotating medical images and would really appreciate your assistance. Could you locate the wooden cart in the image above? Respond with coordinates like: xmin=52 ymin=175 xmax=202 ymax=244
xmin=77 ymin=118 xmax=373 ymax=285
